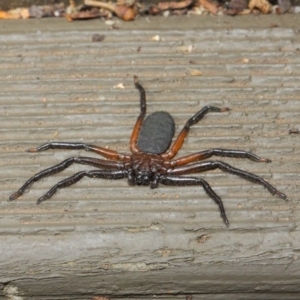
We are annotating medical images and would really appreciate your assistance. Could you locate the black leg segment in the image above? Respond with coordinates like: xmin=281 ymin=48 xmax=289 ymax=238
xmin=134 ymin=75 xmax=147 ymax=116
xmin=172 ymin=148 xmax=271 ymax=166
xmin=37 ymin=169 xmax=127 ymax=204
xmin=27 ymin=142 xmax=103 ymax=153
xmin=184 ymin=106 xmax=229 ymax=129
xmin=26 ymin=142 xmax=128 ymax=161
xmin=160 ymin=175 xmax=229 ymax=225
xmin=170 ymin=161 xmax=287 ymax=200
xmin=9 ymin=157 xmax=124 ymax=201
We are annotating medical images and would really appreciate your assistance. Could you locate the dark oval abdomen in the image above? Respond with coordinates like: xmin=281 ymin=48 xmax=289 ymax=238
xmin=137 ymin=111 xmax=175 ymax=154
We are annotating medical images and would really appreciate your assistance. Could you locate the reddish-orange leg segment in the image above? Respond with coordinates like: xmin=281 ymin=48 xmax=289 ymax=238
xmin=162 ymin=106 xmax=229 ymax=160
xmin=130 ymin=75 xmax=147 ymax=153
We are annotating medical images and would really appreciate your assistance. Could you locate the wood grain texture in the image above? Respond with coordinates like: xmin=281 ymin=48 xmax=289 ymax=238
xmin=0 ymin=15 xmax=299 ymax=300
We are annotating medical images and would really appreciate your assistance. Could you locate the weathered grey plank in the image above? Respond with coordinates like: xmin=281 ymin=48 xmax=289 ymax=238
xmin=0 ymin=15 xmax=299 ymax=300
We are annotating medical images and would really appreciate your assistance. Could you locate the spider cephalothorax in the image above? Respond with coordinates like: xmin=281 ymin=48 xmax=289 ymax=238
xmin=9 ymin=76 xmax=287 ymax=226
xmin=128 ymin=153 xmax=165 ymax=186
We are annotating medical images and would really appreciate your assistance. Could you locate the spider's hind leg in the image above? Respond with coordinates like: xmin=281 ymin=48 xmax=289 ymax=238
xmin=8 ymin=157 xmax=124 ymax=201
xmin=170 ymin=161 xmax=287 ymax=200
xmin=160 ymin=175 xmax=229 ymax=226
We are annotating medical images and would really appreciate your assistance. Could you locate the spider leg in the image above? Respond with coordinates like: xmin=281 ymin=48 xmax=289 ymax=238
xmin=130 ymin=76 xmax=147 ymax=153
xmin=9 ymin=157 xmax=124 ymax=201
xmin=169 ymin=148 xmax=271 ymax=167
xmin=169 ymin=161 xmax=287 ymax=200
xmin=27 ymin=142 xmax=130 ymax=161
xmin=37 ymin=169 xmax=127 ymax=204
xmin=162 ymin=106 xmax=229 ymax=160
xmin=160 ymin=175 xmax=229 ymax=225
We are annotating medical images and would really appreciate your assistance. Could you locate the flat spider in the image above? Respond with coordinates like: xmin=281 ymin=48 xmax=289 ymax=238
xmin=9 ymin=76 xmax=286 ymax=225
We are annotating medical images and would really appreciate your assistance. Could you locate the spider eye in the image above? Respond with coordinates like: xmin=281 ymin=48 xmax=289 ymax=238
xmin=136 ymin=172 xmax=150 ymax=186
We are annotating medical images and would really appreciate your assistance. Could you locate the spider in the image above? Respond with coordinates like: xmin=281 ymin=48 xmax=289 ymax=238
xmin=9 ymin=76 xmax=287 ymax=226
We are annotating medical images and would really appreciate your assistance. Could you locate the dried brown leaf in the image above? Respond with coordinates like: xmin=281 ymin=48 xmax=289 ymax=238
xmin=249 ymin=0 xmax=271 ymax=13
xmin=198 ymin=0 xmax=218 ymax=15
xmin=66 ymin=8 xmax=101 ymax=21
xmin=157 ymin=0 xmax=193 ymax=11
xmin=0 ymin=8 xmax=30 ymax=19
xmin=225 ymin=0 xmax=248 ymax=14
xmin=0 ymin=11 xmax=21 ymax=19
xmin=238 ymin=8 xmax=251 ymax=14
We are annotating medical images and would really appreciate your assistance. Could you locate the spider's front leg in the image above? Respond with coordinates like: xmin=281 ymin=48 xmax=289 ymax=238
xmin=27 ymin=142 xmax=130 ymax=161
xmin=130 ymin=76 xmax=147 ymax=153
xmin=160 ymin=175 xmax=229 ymax=225
xmin=162 ymin=106 xmax=229 ymax=160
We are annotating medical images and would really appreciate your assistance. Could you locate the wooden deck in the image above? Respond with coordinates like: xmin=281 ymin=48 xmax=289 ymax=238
xmin=0 ymin=15 xmax=299 ymax=300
